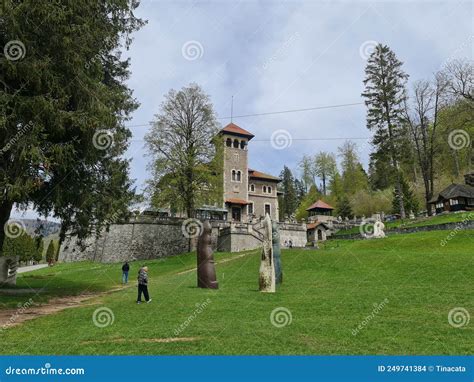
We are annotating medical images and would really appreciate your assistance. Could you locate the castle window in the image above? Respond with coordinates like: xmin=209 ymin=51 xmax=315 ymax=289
xmin=240 ymin=140 xmax=246 ymax=149
xmin=265 ymin=203 xmax=271 ymax=216
xmin=249 ymin=184 xmax=255 ymax=192
xmin=237 ymin=170 xmax=242 ymax=182
xmin=263 ymin=186 xmax=267 ymax=193
xmin=226 ymin=138 xmax=232 ymax=147
xmin=248 ymin=202 xmax=254 ymax=215
xmin=268 ymin=186 xmax=272 ymax=194
xmin=232 ymin=170 xmax=236 ymax=181
xmin=233 ymin=139 xmax=239 ymax=148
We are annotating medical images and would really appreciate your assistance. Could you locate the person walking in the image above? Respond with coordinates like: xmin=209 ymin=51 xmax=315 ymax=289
xmin=122 ymin=261 xmax=130 ymax=284
xmin=137 ymin=266 xmax=152 ymax=304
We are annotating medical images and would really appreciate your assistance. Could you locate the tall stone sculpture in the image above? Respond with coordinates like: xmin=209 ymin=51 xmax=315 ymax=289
xmin=259 ymin=214 xmax=275 ymax=293
xmin=0 ymin=256 xmax=19 ymax=287
xmin=197 ymin=220 xmax=218 ymax=289
xmin=272 ymin=221 xmax=282 ymax=285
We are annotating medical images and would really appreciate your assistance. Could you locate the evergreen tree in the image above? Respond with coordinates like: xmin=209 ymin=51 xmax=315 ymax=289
xmin=362 ymin=44 xmax=409 ymax=218
xmin=46 ymin=241 xmax=55 ymax=265
xmin=1 ymin=1 xmax=144 ymax=251
xmin=336 ymin=195 xmax=353 ymax=219
xmin=278 ymin=166 xmax=297 ymax=218
xmin=392 ymin=177 xmax=419 ymax=215
xmin=294 ymin=178 xmax=306 ymax=205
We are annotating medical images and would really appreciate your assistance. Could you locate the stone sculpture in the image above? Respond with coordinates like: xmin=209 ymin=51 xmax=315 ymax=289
xmin=272 ymin=221 xmax=282 ymax=285
xmin=0 ymin=256 xmax=19 ymax=287
xmin=197 ymin=220 xmax=218 ymax=289
xmin=259 ymin=214 xmax=275 ymax=293
xmin=373 ymin=220 xmax=386 ymax=238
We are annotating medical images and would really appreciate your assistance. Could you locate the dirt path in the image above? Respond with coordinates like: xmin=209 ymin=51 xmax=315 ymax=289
xmin=0 ymin=251 xmax=256 ymax=330
xmin=0 ymin=287 xmax=126 ymax=330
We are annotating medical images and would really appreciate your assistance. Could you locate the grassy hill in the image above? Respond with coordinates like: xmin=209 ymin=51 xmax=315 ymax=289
xmin=0 ymin=230 xmax=472 ymax=355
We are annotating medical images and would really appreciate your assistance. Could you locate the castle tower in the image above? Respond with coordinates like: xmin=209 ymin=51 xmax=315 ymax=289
xmin=219 ymin=123 xmax=254 ymax=222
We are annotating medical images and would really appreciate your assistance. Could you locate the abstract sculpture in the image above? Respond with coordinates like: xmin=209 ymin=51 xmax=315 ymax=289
xmin=197 ymin=220 xmax=218 ymax=289
xmin=272 ymin=221 xmax=282 ymax=285
xmin=0 ymin=256 xmax=19 ymax=287
xmin=259 ymin=214 xmax=275 ymax=293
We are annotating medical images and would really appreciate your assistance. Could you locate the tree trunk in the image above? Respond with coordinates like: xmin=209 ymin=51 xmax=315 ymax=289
xmin=0 ymin=201 xmax=14 ymax=254
xmin=322 ymin=174 xmax=326 ymax=196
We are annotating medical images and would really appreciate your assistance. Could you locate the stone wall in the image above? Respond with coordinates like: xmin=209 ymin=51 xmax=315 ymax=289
xmin=59 ymin=219 xmax=309 ymax=262
xmin=332 ymin=220 xmax=474 ymax=240
xmin=60 ymin=220 xmax=190 ymax=263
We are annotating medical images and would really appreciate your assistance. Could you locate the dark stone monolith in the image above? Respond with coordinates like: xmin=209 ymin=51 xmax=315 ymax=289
xmin=197 ymin=220 xmax=218 ymax=289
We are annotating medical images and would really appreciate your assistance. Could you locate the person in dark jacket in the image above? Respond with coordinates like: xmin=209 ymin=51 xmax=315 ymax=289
xmin=137 ymin=266 xmax=152 ymax=304
xmin=121 ymin=262 xmax=130 ymax=284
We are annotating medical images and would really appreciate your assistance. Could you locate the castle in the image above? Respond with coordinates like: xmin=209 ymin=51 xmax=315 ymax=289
xmin=220 ymin=123 xmax=280 ymax=222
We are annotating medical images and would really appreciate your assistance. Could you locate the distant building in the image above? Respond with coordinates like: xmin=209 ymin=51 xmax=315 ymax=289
xmin=220 ymin=123 xmax=280 ymax=222
xmin=305 ymin=200 xmax=335 ymax=243
xmin=428 ymin=173 xmax=474 ymax=214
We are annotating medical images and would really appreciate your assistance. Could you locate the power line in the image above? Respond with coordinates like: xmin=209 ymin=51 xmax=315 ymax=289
xmin=218 ymin=102 xmax=364 ymax=120
xmin=124 ymin=101 xmax=365 ymax=128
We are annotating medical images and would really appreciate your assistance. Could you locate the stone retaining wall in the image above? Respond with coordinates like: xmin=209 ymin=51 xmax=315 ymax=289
xmin=332 ymin=220 xmax=474 ymax=240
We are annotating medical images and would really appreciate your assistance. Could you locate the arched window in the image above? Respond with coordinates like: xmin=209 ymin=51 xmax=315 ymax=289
xmin=268 ymin=186 xmax=272 ymax=194
xmin=263 ymin=186 xmax=267 ymax=193
xmin=237 ymin=171 xmax=241 ymax=182
xmin=232 ymin=170 xmax=236 ymax=181
xmin=226 ymin=138 xmax=232 ymax=147
xmin=233 ymin=139 xmax=239 ymax=148
xmin=240 ymin=140 xmax=246 ymax=149
xmin=249 ymin=184 xmax=255 ymax=192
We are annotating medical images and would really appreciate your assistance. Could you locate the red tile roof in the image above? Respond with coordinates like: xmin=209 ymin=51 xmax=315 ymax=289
xmin=248 ymin=169 xmax=280 ymax=182
xmin=220 ymin=123 xmax=254 ymax=139
xmin=307 ymin=221 xmax=329 ymax=230
xmin=225 ymin=198 xmax=249 ymax=205
xmin=306 ymin=200 xmax=334 ymax=211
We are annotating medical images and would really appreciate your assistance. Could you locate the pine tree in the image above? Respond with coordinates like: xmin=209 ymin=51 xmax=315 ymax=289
xmin=1 ymin=1 xmax=144 ymax=251
xmin=278 ymin=166 xmax=298 ymax=218
xmin=336 ymin=195 xmax=353 ymax=219
xmin=362 ymin=44 xmax=409 ymax=218
xmin=392 ymin=177 xmax=419 ymax=216
xmin=46 ymin=241 xmax=55 ymax=265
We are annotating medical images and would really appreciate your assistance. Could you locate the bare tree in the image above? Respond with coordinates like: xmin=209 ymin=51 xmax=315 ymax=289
xmin=441 ymin=59 xmax=473 ymax=102
xmin=403 ymin=76 xmax=446 ymax=215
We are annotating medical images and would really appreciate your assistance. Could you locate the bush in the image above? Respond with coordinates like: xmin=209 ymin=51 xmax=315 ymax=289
xmin=46 ymin=241 xmax=56 ymax=265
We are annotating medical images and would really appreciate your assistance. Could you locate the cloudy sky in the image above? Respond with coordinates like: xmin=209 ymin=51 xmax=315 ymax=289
xmin=123 ymin=0 xmax=472 ymax=194
xmin=13 ymin=0 xmax=473 ymax=219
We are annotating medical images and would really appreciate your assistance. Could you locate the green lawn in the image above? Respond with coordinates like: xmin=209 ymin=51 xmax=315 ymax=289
xmin=0 ymin=230 xmax=472 ymax=355
xmin=334 ymin=211 xmax=473 ymax=236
